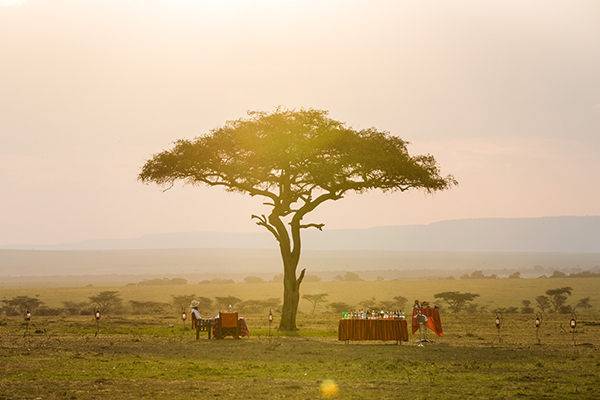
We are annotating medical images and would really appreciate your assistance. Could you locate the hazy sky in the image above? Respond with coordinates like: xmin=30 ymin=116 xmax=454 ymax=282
xmin=1 ymin=0 xmax=599 ymax=246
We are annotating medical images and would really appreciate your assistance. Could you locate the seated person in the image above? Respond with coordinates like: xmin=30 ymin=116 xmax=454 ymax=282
xmin=190 ymin=300 xmax=202 ymax=321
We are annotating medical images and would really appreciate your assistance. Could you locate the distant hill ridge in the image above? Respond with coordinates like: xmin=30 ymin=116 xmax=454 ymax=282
xmin=3 ymin=216 xmax=599 ymax=252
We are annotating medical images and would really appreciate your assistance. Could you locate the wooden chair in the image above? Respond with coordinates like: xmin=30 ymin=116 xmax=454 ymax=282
xmin=193 ymin=317 xmax=214 ymax=340
xmin=217 ymin=312 xmax=239 ymax=339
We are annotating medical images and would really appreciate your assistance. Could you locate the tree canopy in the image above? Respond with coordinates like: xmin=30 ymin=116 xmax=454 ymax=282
xmin=139 ymin=108 xmax=456 ymax=330
xmin=433 ymin=291 xmax=480 ymax=314
xmin=302 ymin=293 xmax=329 ymax=314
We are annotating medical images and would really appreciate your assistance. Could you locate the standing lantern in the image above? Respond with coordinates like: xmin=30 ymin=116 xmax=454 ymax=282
xmin=94 ymin=310 xmax=101 ymax=337
xmin=534 ymin=313 xmax=541 ymax=344
xmin=181 ymin=311 xmax=187 ymax=330
xmin=570 ymin=314 xmax=577 ymax=346
xmin=495 ymin=313 xmax=502 ymax=343
xmin=268 ymin=308 xmax=273 ymax=337
xmin=23 ymin=309 xmax=31 ymax=337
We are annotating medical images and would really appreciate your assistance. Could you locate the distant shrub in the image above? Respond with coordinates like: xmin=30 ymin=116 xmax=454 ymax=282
xmin=138 ymin=278 xmax=187 ymax=285
xmin=244 ymin=276 xmax=265 ymax=283
xmin=550 ymin=270 xmax=567 ymax=278
xmin=63 ymin=301 xmax=91 ymax=316
xmin=36 ymin=306 xmax=63 ymax=316
xmin=130 ymin=301 xmax=169 ymax=315
xmin=238 ymin=298 xmax=280 ymax=314
xmin=303 ymin=274 xmax=321 ymax=282
xmin=328 ymin=302 xmax=353 ymax=314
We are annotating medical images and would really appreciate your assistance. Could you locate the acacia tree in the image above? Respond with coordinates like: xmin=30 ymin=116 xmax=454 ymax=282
xmin=302 ymin=293 xmax=329 ymax=314
xmin=545 ymin=287 xmax=573 ymax=313
xmin=89 ymin=291 xmax=123 ymax=314
xmin=433 ymin=291 xmax=480 ymax=313
xmin=138 ymin=108 xmax=456 ymax=330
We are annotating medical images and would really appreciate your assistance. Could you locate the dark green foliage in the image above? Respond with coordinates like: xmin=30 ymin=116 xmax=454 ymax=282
xmin=358 ymin=297 xmax=378 ymax=310
xmin=214 ymin=296 xmax=242 ymax=311
xmin=521 ymin=300 xmax=535 ymax=314
xmin=576 ymin=297 xmax=592 ymax=311
xmin=434 ymin=291 xmax=480 ymax=314
xmin=129 ymin=301 xmax=169 ymax=315
xmin=302 ymin=293 xmax=329 ymax=314
xmin=62 ymin=301 xmax=92 ymax=316
xmin=546 ymin=287 xmax=573 ymax=313
xmin=327 ymin=302 xmax=353 ymax=314
xmin=536 ymin=295 xmax=552 ymax=313
xmin=89 ymin=291 xmax=123 ymax=314
xmin=1 ymin=296 xmax=44 ymax=316
xmin=238 ymin=298 xmax=280 ymax=314
xmin=171 ymin=294 xmax=197 ymax=311
xmin=393 ymin=295 xmax=409 ymax=310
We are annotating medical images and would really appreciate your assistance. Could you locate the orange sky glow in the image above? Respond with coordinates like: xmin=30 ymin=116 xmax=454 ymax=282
xmin=1 ymin=0 xmax=599 ymax=246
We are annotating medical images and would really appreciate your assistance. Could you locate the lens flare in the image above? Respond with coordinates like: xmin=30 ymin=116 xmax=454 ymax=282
xmin=320 ymin=379 xmax=339 ymax=398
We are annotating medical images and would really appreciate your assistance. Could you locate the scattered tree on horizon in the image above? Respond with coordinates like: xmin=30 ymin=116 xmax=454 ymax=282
xmin=358 ymin=297 xmax=378 ymax=311
xmin=535 ymin=295 xmax=551 ymax=313
xmin=1 ymin=296 xmax=44 ymax=317
xmin=545 ymin=287 xmax=573 ymax=313
xmin=171 ymin=294 xmax=200 ymax=312
xmin=576 ymin=297 xmax=593 ymax=312
xmin=433 ymin=291 xmax=480 ymax=314
xmin=302 ymin=293 xmax=329 ymax=314
xmin=89 ymin=291 xmax=123 ymax=314
xmin=328 ymin=302 xmax=353 ymax=314
xmin=138 ymin=108 xmax=456 ymax=330
xmin=238 ymin=298 xmax=280 ymax=314
xmin=215 ymin=296 xmax=242 ymax=312
xmin=521 ymin=299 xmax=534 ymax=314
xmin=393 ymin=295 xmax=409 ymax=310
xmin=130 ymin=300 xmax=169 ymax=315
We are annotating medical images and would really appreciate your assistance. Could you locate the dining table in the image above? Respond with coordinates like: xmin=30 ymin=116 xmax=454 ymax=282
xmin=338 ymin=318 xmax=408 ymax=343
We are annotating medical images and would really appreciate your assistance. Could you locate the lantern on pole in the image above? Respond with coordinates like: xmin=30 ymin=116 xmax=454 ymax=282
xmin=23 ymin=309 xmax=31 ymax=336
xmin=268 ymin=308 xmax=273 ymax=336
xmin=181 ymin=311 xmax=187 ymax=330
xmin=94 ymin=310 xmax=101 ymax=337
xmin=495 ymin=313 xmax=502 ymax=343
xmin=534 ymin=313 xmax=542 ymax=344
xmin=570 ymin=314 xmax=577 ymax=346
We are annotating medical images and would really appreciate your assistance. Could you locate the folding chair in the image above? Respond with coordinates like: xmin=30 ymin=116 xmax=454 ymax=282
xmin=217 ymin=312 xmax=240 ymax=339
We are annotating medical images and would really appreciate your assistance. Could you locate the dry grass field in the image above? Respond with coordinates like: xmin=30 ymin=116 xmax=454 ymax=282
xmin=1 ymin=278 xmax=600 ymax=399
xmin=1 ymin=278 xmax=598 ymax=315
xmin=1 ymin=312 xmax=599 ymax=399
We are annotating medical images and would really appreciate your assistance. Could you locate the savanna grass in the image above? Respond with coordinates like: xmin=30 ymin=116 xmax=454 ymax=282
xmin=1 ymin=312 xmax=599 ymax=399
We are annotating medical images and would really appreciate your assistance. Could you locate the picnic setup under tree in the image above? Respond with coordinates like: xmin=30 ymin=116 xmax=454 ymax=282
xmin=138 ymin=108 xmax=456 ymax=331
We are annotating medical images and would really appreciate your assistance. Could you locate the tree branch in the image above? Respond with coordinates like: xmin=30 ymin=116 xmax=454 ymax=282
xmin=251 ymin=214 xmax=280 ymax=241
xmin=296 ymin=268 xmax=306 ymax=286
xmin=298 ymin=223 xmax=325 ymax=231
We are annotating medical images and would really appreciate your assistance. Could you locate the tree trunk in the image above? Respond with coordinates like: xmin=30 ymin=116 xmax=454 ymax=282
xmin=278 ymin=253 xmax=304 ymax=331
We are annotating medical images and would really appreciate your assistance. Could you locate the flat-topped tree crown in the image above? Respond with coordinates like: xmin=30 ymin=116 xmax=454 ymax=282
xmin=139 ymin=108 xmax=456 ymax=330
